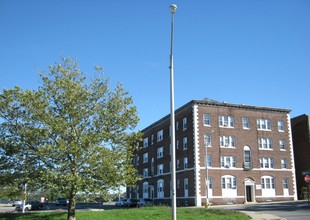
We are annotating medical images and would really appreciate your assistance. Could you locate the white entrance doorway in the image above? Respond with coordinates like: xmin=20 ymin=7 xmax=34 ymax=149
xmin=244 ymin=178 xmax=255 ymax=203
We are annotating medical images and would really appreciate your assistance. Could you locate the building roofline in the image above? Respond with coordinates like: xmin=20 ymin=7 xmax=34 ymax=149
xmin=141 ymin=99 xmax=291 ymax=132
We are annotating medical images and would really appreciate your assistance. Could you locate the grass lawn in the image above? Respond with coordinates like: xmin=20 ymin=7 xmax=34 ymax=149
xmin=0 ymin=206 xmax=250 ymax=220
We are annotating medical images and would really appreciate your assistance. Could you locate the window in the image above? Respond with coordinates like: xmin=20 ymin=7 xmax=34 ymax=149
xmin=204 ymin=134 xmax=212 ymax=147
xmin=177 ymin=159 xmax=180 ymax=169
xmin=176 ymin=139 xmax=180 ymax=149
xmin=220 ymin=135 xmax=236 ymax=148
xmin=136 ymin=155 xmax=139 ymax=165
xmin=151 ymin=134 xmax=154 ymax=145
xmin=151 ymin=158 xmax=154 ymax=175
xmin=258 ymin=137 xmax=273 ymax=149
xmin=157 ymin=179 xmax=164 ymax=198
xmin=183 ymin=117 xmax=187 ymax=130
xmin=244 ymin=146 xmax=252 ymax=169
xmin=279 ymin=139 xmax=286 ymax=150
xmin=157 ymin=147 xmax=163 ymax=158
xmin=183 ymin=137 xmax=188 ymax=150
xmin=143 ymin=153 xmax=148 ymax=163
xmin=257 ymin=119 xmax=271 ymax=130
xmin=278 ymin=120 xmax=285 ymax=132
xmin=219 ymin=115 xmax=234 ymax=128
xmin=184 ymin=157 xmax=188 ymax=169
xmin=207 ymin=176 xmax=213 ymax=189
xmin=221 ymin=156 xmax=236 ymax=168
xmin=176 ymin=121 xmax=179 ymax=130
xmin=143 ymin=168 xmax=148 ymax=177
xmin=157 ymin=129 xmax=163 ymax=142
xmin=143 ymin=182 xmax=149 ymax=198
xmin=143 ymin=137 xmax=148 ymax=148
xmin=184 ymin=178 xmax=188 ymax=197
xmin=261 ymin=176 xmax=275 ymax=189
xmin=283 ymin=178 xmax=289 ymax=189
xmin=203 ymin=114 xmax=211 ymax=126
xmin=242 ymin=117 xmax=250 ymax=129
xmin=206 ymin=155 xmax=212 ymax=167
xmin=281 ymin=159 xmax=287 ymax=169
xmin=260 ymin=157 xmax=274 ymax=169
xmin=177 ymin=179 xmax=180 ymax=189
xmin=157 ymin=164 xmax=164 ymax=175
xmin=221 ymin=175 xmax=236 ymax=189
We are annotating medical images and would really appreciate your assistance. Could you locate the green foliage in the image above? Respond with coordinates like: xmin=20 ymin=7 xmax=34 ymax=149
xmin=0 ymin=58 xmax=142 ymax=219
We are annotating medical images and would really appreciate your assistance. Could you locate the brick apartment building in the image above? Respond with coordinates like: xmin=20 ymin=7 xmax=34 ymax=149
xmin=291 ymin=114 xmax=310 ymax=199
xmin=128 ymin=99 xmax=298 ymax=206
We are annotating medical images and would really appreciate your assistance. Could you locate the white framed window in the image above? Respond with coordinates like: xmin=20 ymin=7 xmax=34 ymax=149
xmin=143 ymin=137 xmax=148 ymax=148
xmin=183 ymin=137 xmax=188 ymax=150
xmin=143 ymin=182 xmax=149 ymax=198
xmin=184 ymin=178 xmax=189 ymax=198
xmin=261 ymin=176 xmax=275 ymax=189
xmin=220 ymin=135 xmax=236 ymax=148
xmin=221 ymin=156 xmax=236 ymax=168
xmin=136 ymin=155 xmax=139 ymax=165
xmin=157 ymin=129 xmax=163 ymax=142
xmin=143 ymin=168 xmax=148 ymax=177
xmin=281 ymin=159 xmax=287 ymax=169
xmin=183 ymin=117 xmax=187 ymax=130
xmin=157 ymin=147 xmax=163 ymax=158
xmin=157 ymin=179 xmax=164 ymax=198
xmin=221 ymin=175 xmax=237 ymax=189
xmin=184 ymin=157 xmax=188 ymax=169
xmin=151 ymin=134 xmax=154 ymax=145
xmin=207 ymin=176 xmax=213 ymax=189
xmin=177 ymin=159 xmax=180 ymax=169
xmin=143 ymin=153 xmax=148 ymax=163
xmin=157 ymin=164 xmax=164 ymax=175
xmin=258 ymin=137 xmax=273 ymax=149
xmin=279 ymin=139 xmax=286 ymax=150
xmin=151 ymin=158 xmax=154 ymax=175
xmin=204 ymin=134 xmax=212 ymax=147
xmin=257 ymin=119 xmax=271 ymax=130
xmin=206 ymin=155 xmax=212 ymax=167
xmin=278 ymin=120 xmax=285 ymax=132
xmin=260 ymin=157 xmax=274 ymax=169
xmin=242 ymin=117 xmax=250 ymax=129
xmin=219 ymin=115 xmax=234 ymax=128
xmin=203 ymin=114 xmax=211 ymax=126
xmin=176 ymin=139 xmax=180 ymax=149
xmin=283 ymin=178 xmax=289 ymax=189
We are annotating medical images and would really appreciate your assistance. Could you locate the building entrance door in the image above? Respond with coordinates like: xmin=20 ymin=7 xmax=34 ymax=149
xmin=244 ymin=178 xmax=255 ymax=203
xmin=246 ymin=185 xmax=252 ymax=202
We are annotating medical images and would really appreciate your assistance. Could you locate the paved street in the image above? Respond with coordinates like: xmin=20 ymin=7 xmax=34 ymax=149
xmin=212 ymin=200 xmax=310 ymax=220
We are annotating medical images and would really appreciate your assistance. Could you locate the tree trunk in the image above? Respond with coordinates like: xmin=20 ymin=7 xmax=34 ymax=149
xmin=67 ymin=187 xmax=77 ymax=220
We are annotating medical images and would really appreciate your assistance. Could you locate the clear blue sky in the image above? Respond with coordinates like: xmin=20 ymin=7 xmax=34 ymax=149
xmin=1 ymin=0 xmax=309 ymax=130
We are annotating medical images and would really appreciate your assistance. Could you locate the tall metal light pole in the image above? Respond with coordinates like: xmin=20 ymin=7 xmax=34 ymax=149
xmin=169 ymin=3 xmax=177 ymax=220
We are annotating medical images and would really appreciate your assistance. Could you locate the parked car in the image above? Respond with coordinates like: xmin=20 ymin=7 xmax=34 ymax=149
xmin=137 ymin=198 xmax=154 ymax=207
xmin=115 ymin=198 xmax=127 ymax=207
xmin=15 ymin=200 xmax=43 ymax=211
xmin=126 ymin=198 xmax=139 ymax=207
xmin=55 ymin=198 xmax=69 ymax=206
xmin=12 ymin=199 xmax=22 ymax=207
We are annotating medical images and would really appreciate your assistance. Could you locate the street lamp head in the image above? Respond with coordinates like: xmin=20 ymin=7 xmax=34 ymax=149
xmin=170 ymin=4 xmax=177 ymax=14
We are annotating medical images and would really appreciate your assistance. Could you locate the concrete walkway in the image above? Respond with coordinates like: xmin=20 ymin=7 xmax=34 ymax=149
xmin=241 ymin=211 xmax=285 ymax=220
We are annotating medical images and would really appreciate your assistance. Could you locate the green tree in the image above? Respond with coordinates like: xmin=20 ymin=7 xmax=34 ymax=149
xmin=0 ymin=58 xmax=141 ymax=220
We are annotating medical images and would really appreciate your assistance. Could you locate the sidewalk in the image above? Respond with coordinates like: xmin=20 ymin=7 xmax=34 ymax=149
xmin=241 ymin=211 xmax=286 ymax=220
